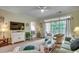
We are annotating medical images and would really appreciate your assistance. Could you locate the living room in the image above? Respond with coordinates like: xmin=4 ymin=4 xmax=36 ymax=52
xmin=0 ymin=6 xmax=79 ymax=53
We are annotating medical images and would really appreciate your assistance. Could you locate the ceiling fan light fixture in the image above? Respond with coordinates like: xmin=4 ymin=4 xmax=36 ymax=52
xmin=41 ymin=9 xmax=45 ymax=13
xmin=38 ymin=6 xmax=47 ymax=13
xmin=39 ymin=6 xmax=47 ymax=9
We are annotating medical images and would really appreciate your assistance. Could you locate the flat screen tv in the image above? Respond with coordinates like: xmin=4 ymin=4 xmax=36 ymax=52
xmin=10 ymin=21 xmax=25 ymax=30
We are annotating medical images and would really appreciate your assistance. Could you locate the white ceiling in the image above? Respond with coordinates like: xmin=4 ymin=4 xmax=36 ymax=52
xmin=0 ymin=6 xmax=79 ymax=20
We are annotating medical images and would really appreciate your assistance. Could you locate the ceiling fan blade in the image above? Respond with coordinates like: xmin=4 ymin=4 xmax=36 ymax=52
xmin=45 ymin=10 xmax=48 ymax=11
xmin=38 ymin=6 xmax=47 ymax=9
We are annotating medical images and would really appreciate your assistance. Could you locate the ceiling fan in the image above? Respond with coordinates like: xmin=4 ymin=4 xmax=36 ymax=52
xmin=38 ymin=6 xmax=48 ymax=13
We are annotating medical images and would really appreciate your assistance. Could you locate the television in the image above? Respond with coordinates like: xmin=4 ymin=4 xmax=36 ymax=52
xmin=10 ymin=21 xmax=25 ymax=30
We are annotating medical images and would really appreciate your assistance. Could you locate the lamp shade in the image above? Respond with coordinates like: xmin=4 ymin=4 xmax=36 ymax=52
xmin=74 ymin=27 xmax=79 ymax=36
xmin=74 ymin=27 xmax=79 ymax=32
xmin=1 ymin=23 xmax=8 ymax=32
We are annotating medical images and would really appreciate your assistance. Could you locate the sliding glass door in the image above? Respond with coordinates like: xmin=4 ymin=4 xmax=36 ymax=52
xmin=51 ymin=20 xmax=66 ymax=35
xmin=45 ymin=17 xmax=71 ymax=37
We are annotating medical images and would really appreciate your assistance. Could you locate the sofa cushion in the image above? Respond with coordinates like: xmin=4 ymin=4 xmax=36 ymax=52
xmin=45 ymin=38 xmax=48 ymax=42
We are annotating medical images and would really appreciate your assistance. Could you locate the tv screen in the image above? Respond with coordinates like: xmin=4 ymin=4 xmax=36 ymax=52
xmin=10 ymin=22 xmax=24 ymax=30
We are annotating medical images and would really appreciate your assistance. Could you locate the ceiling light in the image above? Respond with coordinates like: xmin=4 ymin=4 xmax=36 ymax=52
xmin=41 ymin=9 xmax=45 ymax=13
xmin=38 ymin=6 xmax=47 ymax=13
xmin=74 ymin=27 xmax=79 ymax=32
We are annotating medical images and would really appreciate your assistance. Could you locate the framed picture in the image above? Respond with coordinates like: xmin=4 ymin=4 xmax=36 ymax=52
xmin=26 ymin=23 xmax=29 ymax=26
xmin=0 ymin=16 xmax=4 ymax=23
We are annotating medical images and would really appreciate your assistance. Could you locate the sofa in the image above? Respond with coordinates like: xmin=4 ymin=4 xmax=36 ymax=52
xmin=61 ymin=37 xmax=79 ymax=53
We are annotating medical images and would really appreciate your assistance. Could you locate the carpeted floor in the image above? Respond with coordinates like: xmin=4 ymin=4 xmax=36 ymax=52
xmin=0 ymin=39 xmax=43 ymax=53
xmin=0 ymin=39 xmax=73 ymax=53
xmin=52 ymin=48 xmax=73 ymax=53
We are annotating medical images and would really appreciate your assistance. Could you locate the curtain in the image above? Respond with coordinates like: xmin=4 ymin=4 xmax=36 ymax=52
xmin=65 ymin=18 xmax=71 ymax=37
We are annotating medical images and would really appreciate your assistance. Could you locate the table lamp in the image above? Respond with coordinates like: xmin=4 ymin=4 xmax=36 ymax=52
xmin=1 ymin=23 xmax=8 ymax=39
xmin=74 ymin=27 xmax=79 ymax=38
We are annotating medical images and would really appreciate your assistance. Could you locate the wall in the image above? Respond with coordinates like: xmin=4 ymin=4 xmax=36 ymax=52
xmin=1 ymin=9 xmax=79 ymax=39
xmin=35 ymin=22 xmax=44 ymax=37
xmin=43 ymin=10 xmax=79 ymax=36
xmin=68 ymin=10 xmax=79 ymax=35
xmin=0 ymin=9 xmax=41 ymax=42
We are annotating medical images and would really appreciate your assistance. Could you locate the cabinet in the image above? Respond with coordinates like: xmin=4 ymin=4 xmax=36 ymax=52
xmin=11 ymin=32 xmax=25 ymax=43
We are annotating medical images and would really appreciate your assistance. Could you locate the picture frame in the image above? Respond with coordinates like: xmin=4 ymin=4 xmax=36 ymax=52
xmin=0 ymin=16 xmax=4 ymax=23
xmin=26 ymin=23 xmax=29 ymax=26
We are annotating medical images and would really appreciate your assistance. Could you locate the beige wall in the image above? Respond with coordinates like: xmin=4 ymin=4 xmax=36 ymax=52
xmin=0 ymin=9 xmax=41 ymax=41
xmin=68 ymin=10 xmax=79 ymax=35
xmin=35 ymin=22 xmax=44 ymax=37
xmin=43 ymin=10 xmax=79 ymax=36
xmin=32 ymin=10 xmax=79 ymax=37
xmin=1 ymin=9 xmax=79 ymax=39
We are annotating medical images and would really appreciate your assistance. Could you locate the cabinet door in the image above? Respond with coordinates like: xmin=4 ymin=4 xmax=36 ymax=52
xmin=11 ymin=32 xmax=25 ymax=43
xmin=11 ymin=33 xmax=17 ymax=43
xmin=18 ymin=32 xmax=25 ymax=40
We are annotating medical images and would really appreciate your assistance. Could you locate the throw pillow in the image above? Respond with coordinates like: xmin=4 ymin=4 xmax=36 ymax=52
xmin=45 ymin=38 xmax=48 ymax=42
xmin=23 ymin=45 xmax=35 ymax=50
xmin=47 ymin=40 xmax=51 ymax=44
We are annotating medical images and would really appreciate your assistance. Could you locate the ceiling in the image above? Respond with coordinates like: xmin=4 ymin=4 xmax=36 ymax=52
xmin=0 ymin=6 xmax=79 ymax=20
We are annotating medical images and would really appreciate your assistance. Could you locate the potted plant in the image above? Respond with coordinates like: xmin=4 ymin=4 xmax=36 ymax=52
xmin=25 ymin=32 xmax=31 ymax=40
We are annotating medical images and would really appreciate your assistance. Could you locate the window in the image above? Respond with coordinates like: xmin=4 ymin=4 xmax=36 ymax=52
xmin=30 ymin=22 xmax=36 ymax=37
xmin=45 ymin=23 xmax=51 ymax=33
xmin=45 ymin=16 xmax=71 ymax=37
xmin=51 ymin=20 xmax=66 ymax=35
xmin=31 ymin=22 xmax=36 ymax=31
